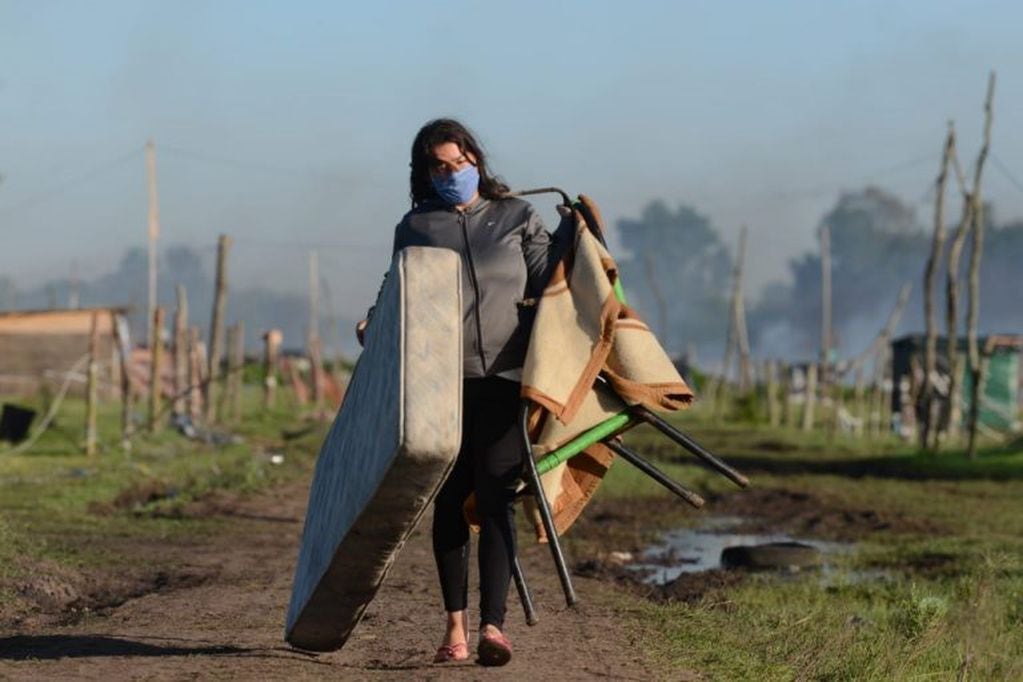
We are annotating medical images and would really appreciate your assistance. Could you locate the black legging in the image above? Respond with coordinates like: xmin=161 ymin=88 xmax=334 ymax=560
xmin=432 ymin=376 xmax=524 ymax=629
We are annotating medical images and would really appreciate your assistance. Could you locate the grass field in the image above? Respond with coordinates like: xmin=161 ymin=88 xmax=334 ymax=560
xmin=595 ymin=411 xmax=1023 ymax=680
xmin=2 ymin=391 xmax=1021 ymax=679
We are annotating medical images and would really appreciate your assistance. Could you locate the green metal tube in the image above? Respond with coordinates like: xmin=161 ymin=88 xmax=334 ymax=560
xmin=534 ymin=412 xmax=632 ymax=475
xmin=612 ymin=279 xmax=627 ymax=305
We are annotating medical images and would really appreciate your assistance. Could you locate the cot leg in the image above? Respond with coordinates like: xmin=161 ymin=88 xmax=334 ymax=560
xmin=603 ymin=439 xmax=706 ymax=508
xmin=511 ymin=556 xmax=538 ymax=626
xmin=631 ymin=406 xmax=751 ymax=488
xmin=520 ymin=402 xmax=578 ymax=607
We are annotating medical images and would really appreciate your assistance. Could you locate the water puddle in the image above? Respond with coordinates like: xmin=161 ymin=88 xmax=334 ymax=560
xmin=631 ymin=516 xmax=854 ymax=585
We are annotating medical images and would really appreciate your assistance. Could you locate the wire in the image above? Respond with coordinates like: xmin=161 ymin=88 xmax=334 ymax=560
xmin=0 ymin=148 xmax=143 ymax=216
xmin=159 ymin=144 xmax=340 ymax=182
xmin=767 ymin=152 xmax=938 ymax=201
xmin=990 ymin=153 xmax=1023 ymax=195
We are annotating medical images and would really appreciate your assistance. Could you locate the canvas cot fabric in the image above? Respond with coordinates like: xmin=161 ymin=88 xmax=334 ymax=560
xmin=521 ymin=195 xmax=695 ymax=540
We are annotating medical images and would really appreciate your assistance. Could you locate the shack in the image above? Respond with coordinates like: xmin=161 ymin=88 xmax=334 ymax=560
xmin=891 ymin=334 xmax=1022 ymax=434
xmin=0 ymin=308 xmax=128 ymax=396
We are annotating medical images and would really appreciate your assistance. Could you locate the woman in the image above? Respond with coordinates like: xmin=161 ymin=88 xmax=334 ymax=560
xmin=358 ymin=119 xmax=559 ymax=667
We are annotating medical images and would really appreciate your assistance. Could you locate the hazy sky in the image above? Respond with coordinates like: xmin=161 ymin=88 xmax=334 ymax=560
xmin=2 ymin=0 xmax=1022 ymax=319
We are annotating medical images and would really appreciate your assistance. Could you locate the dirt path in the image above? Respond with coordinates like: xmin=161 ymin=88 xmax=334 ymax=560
xmin=0 ymin=481 xmax=661 ymax=681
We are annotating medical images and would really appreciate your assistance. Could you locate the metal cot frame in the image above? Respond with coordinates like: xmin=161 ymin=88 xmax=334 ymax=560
xmin=507 ymin=189 xmax=750 ymax=623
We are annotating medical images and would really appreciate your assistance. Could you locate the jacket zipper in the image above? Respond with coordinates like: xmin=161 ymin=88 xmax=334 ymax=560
xmin=459 ymin=212 xmax=488 ymax=373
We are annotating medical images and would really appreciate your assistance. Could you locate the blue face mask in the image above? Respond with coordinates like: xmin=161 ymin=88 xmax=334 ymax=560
xmin=431 ymin=165 xmax=480 ymax=206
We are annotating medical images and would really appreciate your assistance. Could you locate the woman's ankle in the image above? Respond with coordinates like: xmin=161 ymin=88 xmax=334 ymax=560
xmin=479 ymin=623 xmax=503 ymax=638
xmin=443 ymin=610 xmax=468 ymax=646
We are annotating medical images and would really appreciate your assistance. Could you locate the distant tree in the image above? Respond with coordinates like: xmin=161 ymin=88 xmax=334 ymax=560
xmin=750 ymin=187 xmax=928 ymax=358
xmin=615 ymin=200 xmax=731 ymax=355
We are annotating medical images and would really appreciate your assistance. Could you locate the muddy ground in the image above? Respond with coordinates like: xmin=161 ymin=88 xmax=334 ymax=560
xmin=0 ymin=481 xmax=669 ymax=681
xmin=0 ymin=478 xmax=921 ymax=680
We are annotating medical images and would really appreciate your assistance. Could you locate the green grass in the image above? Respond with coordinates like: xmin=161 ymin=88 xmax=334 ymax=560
xmin=592 ymin=412 xmax=1023 ymax=680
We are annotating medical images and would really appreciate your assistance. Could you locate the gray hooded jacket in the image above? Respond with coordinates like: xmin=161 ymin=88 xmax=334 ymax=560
xmin=368 ymin=196 xmax=562 ymax=378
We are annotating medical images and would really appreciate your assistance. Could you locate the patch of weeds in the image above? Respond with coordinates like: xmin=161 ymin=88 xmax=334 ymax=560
xmin=890 ymin=584 xmax=949 ymax=640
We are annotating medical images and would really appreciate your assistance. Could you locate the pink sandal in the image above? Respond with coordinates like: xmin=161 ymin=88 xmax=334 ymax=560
xmin=477 ymin=630 xmax=512 ymax=667
xmin=433 ymin=642 xmax=469 ymax=663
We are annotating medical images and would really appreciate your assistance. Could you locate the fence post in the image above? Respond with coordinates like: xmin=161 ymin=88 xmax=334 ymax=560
xmin=801 ymin=364 xmax=818 ymax=432
xmin=84 ymin=312 xmax=100 ymax=456
xmin=206 ymin=234 xmax=231 ymax=423
xmin=263 ymin=329 xmax=282 ymax=410
xmin=148 ymin=307 xmax=165 ymax=433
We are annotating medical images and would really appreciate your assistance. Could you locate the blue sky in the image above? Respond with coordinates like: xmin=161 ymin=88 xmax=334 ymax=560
xmin=1 ymin=0 xmax=1021 ymax=317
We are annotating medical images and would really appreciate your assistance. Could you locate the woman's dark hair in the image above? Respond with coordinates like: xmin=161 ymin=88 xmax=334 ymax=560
xmin=409 ymin=118 xmax=509 ymax=207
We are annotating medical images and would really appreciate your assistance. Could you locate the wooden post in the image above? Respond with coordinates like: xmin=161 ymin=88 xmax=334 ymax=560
xmin=820 ymin=223 xmax=833 ymax=389
xmin=714 ymin=226 xmax=750 ymax=414
xmin=148 ymin=307 xmax=165 ymax=433
xmin=188 ymin=326 xmax=203 ymax=421
xmin=734 ymin=227 xmax=752 ymax=393
xmin=829 ymin=376 xmax=843 ymax=441
xmin=781 ymin=363 xmax=795 ymax=428
xmin=206 ymin=234 xmax=231 ymax=423
xmin=920 ymin=123 xmax=957 ymax=450
xmin=308 ymin=251 xmax=325 ymax=416
xmin=84 ymin=312 xmax=100 ymax=456
xmin=869 ymin=352 xmax=883 ymax=438
xmin=228 ymin=322 xmax=245 ymax=423
xmin=880 ymin=345 xmax=894 ymax=438
xmin=854 ymin=364 xmax=867 ymax=438
xmin=145 ymin=139 xmax=161 ymax=352
xmin=802 ymin=364 xmax=818 ymax=432
xmin=224 ymin=324 xmax=237 ymax=420
xmin=766 ymin=360 xmax=780 ymax=427
xmin=966 ymin=72 xmax=996 ymax=460
xmin=263 ymin=329 xmax=282 ymax=410
xmin=112 ymin=313 xmax=134 ymax=453
xmin=173 ymin=285 xmax=188 ymax=417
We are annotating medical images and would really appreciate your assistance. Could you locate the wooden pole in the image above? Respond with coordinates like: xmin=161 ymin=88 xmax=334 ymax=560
xmin=714 ymin=226 xmax=749 ymax=414
xmin=145 ymin=139 xmax=161 ymax=352
xmin=308 ymin=251 xmax=324 ymax=416
xmin=880 ymin=345 xmax=894 ymax=438
xmin=854 ymin=364 xmax=867 ymax=438
xmin=84 ymin=312 xmax=100 ymax=456
xmin=820 ymin=222 xmax=836 ymax=441
xmin=112 ymin=313 xmax=133 ymax=453
xmin=869 ymin=351 xmax=883 ymax=438
xmin=148 ymin=306 xmax=165 ymax=433
xmin=966 ymin=72 xmax=996 ymax=460
xmin=263 ymin=329 xmax=282 ymax=410
xmin=206 ymin=234 xmax=231 ymax=423
xmin=766 ymin=359 xmax=780 ymax=427
xmin=734 ymin=227 xmax=752 ymax=392
xmin=781 ymin=363 xmax=795 ymax=428
xmin=820 ymin=223 xmax=833 ymax=389
xmin=228 ymin=321 xmax=245 ymax=423
xmin=920 ymin=123 xmax=957 ymax=450
xmin=188 ymin=326 xmax=203 ymax=421
xmin=173 ymin=285 xmax=188 ymax=417
xmin=801 ymin=364 xmax=817 ymax=432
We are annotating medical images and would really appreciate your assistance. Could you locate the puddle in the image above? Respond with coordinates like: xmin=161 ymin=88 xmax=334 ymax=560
xmin=631 ymin=516 xmax=852 ymax=585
